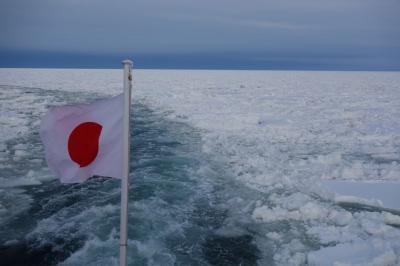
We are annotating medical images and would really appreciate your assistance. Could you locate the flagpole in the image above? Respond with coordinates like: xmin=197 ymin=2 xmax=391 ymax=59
xmin=120 ymin=59 xmax=133 ymax=266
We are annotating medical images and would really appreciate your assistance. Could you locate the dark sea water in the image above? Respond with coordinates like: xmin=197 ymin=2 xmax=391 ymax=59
xmin=0 ymin=87 xmax=261 ymax=265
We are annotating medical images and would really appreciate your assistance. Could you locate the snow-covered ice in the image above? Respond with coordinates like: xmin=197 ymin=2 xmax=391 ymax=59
xmin=1 ymin=68 xmax=400 ymax=265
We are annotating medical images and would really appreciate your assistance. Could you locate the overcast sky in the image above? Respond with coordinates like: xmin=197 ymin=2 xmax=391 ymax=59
xmin=1 ymin=0 xmax=399 ymax=69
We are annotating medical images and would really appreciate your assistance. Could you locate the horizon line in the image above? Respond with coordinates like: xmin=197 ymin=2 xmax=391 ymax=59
xmin=1 ymin=66 xmax=399 ymax=72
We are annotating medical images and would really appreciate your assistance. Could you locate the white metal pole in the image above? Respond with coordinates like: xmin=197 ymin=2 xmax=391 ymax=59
xmin=120 ymin=59 xmax=133 ymax=266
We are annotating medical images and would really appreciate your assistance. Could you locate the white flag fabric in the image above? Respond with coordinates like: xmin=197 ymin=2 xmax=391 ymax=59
xmin=40 ymin=94 xmax=124 ymax=183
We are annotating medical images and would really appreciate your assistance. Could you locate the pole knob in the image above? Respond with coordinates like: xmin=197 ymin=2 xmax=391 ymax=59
xmin=122 ymin=59 xmax=133 ymax=66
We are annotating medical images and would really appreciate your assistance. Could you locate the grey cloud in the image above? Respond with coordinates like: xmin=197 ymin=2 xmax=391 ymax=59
xmin=0 ymin=0 xmax=399 ymax=68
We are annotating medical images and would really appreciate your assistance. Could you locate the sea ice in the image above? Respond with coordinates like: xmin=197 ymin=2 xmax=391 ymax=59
xmin=1 ymin=69 xmax=399 ymax=265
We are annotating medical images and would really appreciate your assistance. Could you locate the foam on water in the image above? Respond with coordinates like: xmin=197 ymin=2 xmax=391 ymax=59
xmin=0 ymin=85 xmax=264 ymax=265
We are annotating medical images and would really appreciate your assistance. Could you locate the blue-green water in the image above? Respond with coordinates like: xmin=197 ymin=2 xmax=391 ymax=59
xmin=0 ymin=87 xmax=260 ymax=265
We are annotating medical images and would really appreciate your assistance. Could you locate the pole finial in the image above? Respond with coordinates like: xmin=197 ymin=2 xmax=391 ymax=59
xmin=122 ymin=59 xmax=133 ymax=66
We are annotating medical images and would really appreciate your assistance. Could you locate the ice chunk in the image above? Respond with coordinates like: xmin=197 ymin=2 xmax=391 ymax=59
xmin=383 ymin=212 xmax=400 ymax=226
xmin=321 ymin=180 xmax=400 ymax=210
xmin=307 ymin=240 xmax=398 ymax=266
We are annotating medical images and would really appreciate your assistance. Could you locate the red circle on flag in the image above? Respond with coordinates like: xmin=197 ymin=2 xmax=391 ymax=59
xmin=68 ymin=122 xmax=103 ymax=167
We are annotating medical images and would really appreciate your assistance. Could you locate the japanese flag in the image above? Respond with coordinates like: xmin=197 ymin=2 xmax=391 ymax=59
xmin=40 ymin=94 xmax=124 ymax=183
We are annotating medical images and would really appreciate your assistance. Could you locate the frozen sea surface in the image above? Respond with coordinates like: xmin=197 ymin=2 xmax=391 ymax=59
xmin=0 ymin=69 xmax=400 ymax=265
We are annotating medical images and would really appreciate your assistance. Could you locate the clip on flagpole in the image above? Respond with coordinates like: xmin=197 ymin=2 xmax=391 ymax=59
xmin=120 ymin=59 xmax=133 ymax=266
